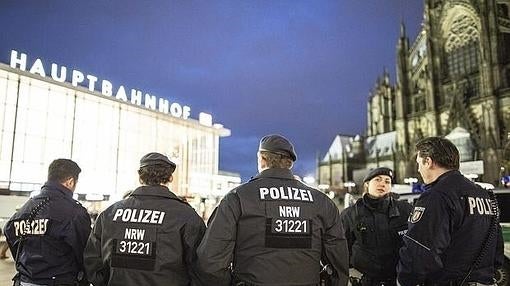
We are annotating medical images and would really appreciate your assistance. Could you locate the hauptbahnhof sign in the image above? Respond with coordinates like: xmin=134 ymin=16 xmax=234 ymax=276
xmin=9 ymin=50 xmax=193 ymax=120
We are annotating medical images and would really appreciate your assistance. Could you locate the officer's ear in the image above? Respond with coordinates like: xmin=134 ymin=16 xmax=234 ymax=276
xmin=423 ymin=156 xmax=434 ymax=168
xmin=168 ymin=175 xmax=173 ymax=183
xmin=62 ymin=176 xmax=78 ymax=192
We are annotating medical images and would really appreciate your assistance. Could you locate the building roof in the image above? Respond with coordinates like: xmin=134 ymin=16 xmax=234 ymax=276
xmin=365 ymin=131 xmax=396 ymax=159
xmin=321 ymin=134 xmax=361 ymax=162
xmin=445 ymin=126 xmax=471 ymax=140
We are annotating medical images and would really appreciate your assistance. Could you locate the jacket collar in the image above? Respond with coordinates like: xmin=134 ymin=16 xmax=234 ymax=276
xmin=131 ymin=185 xmax=182 ymax=200
xmin=41 ymin=181 xmax=74 ymax=198
xmin=360 ymin=193 xmax=400 ymax=217
xmin=250 ymin=168 xmax=295 ymax=181
xmin=424 ymin=169 xmax=459 ymax=191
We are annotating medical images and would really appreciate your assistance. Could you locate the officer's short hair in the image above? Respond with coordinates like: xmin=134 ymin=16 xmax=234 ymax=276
xmin=48 ymin=159 xmax=81 ymax=183
xmin=138 ymin=152 xmax=176 ymax=186
xmin=415 ymin=137 xmax=460 ymax=170
xmin=259 ymin=151 xmax=293 ymax=169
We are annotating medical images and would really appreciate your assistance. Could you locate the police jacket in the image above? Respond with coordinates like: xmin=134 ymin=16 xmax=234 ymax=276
xmin=397 ymin=170 xmax=504 ymax=286
xmin=196 ymin=168 xmax=349 ymax=286
xmin=340 ymin=194 xmax=412 ymax=280
xmin=83 ymin=185 xmax=206 ymax=286
xmin=4 ymin=181 xmax=91 ymax=285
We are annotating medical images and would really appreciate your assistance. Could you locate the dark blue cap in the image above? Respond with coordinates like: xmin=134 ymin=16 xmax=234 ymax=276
xmin=139 ymin=152 xmax=176 ymax=170
xmin=363 ymin=167 xmax=393 ymax=183
xmin=258 ymin=134 xmax=297 ymax=161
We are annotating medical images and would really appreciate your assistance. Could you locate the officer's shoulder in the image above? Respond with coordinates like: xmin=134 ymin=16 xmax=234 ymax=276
xmin=417 ymin=188 xmax=451 ymax=206
xmin=298 ymin=183 xmax=328 ymax=199
xmin=227 ymin=180 xmax=254 ymax=196
xmin=99 ymin=199 xmax=126 ymax=217
xmin=221 ymin=186 xmax=243 ymax=203
xmin=394 ymin=198 xmax=413 ymax=211
xmin=64 ymin=196 xmax=88 ymax=212
xmin=340 ymin=203 xmax=357 ymax=217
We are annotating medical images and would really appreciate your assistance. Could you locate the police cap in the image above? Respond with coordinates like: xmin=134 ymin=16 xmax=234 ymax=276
xmin=258 ymin=134 xmax=297 ymax=161
xmin=139 ymin=152 xmax=176 ymax=170
xmin=363 ymin=167 xmax=393 ymax=183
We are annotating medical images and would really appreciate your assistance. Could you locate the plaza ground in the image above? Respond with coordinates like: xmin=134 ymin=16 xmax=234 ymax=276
xmin=0 ymin=250 xmax=15 ymax=286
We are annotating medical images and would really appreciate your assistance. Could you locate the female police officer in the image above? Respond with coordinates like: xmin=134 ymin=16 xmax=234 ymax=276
xmin=340 ymin=167 xmax=412 ymax=286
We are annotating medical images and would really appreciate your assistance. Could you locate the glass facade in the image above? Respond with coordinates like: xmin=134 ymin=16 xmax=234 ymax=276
xmin=0 ymin=64 xmax=230 ymax=199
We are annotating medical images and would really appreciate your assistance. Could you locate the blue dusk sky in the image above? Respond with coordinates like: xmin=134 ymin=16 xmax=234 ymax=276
xmin=0 ymin=1 xmax=423 ymax=181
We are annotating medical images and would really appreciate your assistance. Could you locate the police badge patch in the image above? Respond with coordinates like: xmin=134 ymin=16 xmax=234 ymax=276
xmin=410 ymin=207 xmax=425 ymax=223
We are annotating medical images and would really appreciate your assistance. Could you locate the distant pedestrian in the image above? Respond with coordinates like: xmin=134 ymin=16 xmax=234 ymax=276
xmin=197 ymin=134 xmax=349 ymax=285
xmin=397 ymin=137 xmax=504 ymax=285
xmin=4 ymin=159 xmax=91 ymax=286
xmin=0 ymin=227 xmax=9 ymax=259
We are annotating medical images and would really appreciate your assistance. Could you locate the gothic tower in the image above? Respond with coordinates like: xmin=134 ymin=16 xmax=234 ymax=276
xmin=391 ymin=0 xmax=510 ymax=183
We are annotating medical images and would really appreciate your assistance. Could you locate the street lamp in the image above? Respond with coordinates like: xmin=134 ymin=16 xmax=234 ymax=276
xmin=343 ymin=181 xmax=356 ymax=193
xmin=317 ymin=184 xmax=330 ymax=190
xmin=403 ymin=177 xmax=418 ymax=185
xmin=343 ymin=181 xmax=356 ymax=209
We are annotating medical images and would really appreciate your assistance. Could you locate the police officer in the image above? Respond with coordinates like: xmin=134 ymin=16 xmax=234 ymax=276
xmin=197 ymin=134 xmax=349 ymax=286
xmin=340 ymin=167 xmax=412 ymax=286
xmin=83 ymin=152 xmax=206 ymax=286
xmin=397 ymin=137 xmax=504 ymax=286
xmin=4 ymin=159 xmax=91 ymax=286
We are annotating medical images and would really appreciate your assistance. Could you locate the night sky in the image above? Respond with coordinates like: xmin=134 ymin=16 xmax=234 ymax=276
xmin=0 ymin=1 xmax=423 ymax=181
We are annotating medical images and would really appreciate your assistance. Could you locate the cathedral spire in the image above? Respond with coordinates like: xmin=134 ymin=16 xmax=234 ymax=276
xmin=400 ymin=21 xmax=406 ymax=38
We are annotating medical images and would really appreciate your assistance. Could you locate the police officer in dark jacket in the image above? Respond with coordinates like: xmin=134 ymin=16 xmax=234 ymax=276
xmin=197 ymin=134 xmax=349 ymax=286
xmin=340 ymin=167 xmax=412 ymax=286
xmin=397 ymin=137 xmax=504 ymax=286
xmin=4 ymin=159 xmax=91 ymax=286
xmin=84 ymin=152 xmax=206 ymax=286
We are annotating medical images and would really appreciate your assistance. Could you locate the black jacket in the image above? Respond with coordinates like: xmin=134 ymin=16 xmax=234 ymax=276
xmin=340 ymin=194 xmax=412 ymax=280
xmin=4 ymin=181 xmax=91 ymax=285
xmin=397 ymin=170 xmax=504 ymax=286
xmin=83 ymin=185 xmax=206 ymax=286
xmin=197 ymin=168 xmax=349 ymax=286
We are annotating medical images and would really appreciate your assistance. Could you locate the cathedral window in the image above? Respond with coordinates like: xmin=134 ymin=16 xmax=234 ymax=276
xmin=446 ymin=40 xmax=479 ymax=77
xmin=498 ymin=4 xmax=509 ymax=19
xmin=414 ymin=94 xmax=426 ymax=113
xmin=444 ymin=14 xmax=480 ymax=78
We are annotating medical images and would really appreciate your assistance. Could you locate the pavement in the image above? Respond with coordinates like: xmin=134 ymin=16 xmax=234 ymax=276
xmin=0 ymin=249 xmax=15 ymax=286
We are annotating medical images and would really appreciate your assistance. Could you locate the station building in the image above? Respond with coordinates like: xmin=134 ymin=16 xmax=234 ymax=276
xmin=0 ymin=49 xmax=238 ymax=214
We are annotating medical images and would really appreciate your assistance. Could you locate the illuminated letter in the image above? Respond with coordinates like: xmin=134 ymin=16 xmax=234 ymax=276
xmin=182 ymin=106 xmax=191 ymax=119
xmin=71 ymin=70 xmax=84 ymax=86
xmin=86 ymin=75 xmax=98 ymax=92
xmin=130 ymin=89 xmax=142 ymax=105
xmin=199 ymin=112 xmax=212 ymax=126
xmin=29 ymin=59 xmax=46 ymax=77
xmin=158 ymin=98 xmax=169 ymax=113
xmin=145 ymin=94 xmax=157 ymax=110
xmin=10 ymin=50 xmax=27 ymax=70
xmin=170 ymin=103 xmax=182 ymax=118
xmin=115 ymin=86 xmax=128 ymax=102
xmin=50 ymin=63 xmax=66 ymax=82
xmin=102 ymin=80 xmax=113 ymax=97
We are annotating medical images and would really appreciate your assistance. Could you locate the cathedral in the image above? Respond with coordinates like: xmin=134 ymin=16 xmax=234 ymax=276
xmin=319 ymin=0 xmax=510 ymax=189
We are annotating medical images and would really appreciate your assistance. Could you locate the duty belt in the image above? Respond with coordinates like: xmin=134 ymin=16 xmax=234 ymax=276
xmin=233 ymin=280 xmax=318 ymax=286
xmin=361 ymin=276 xmax=396 ymax=286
